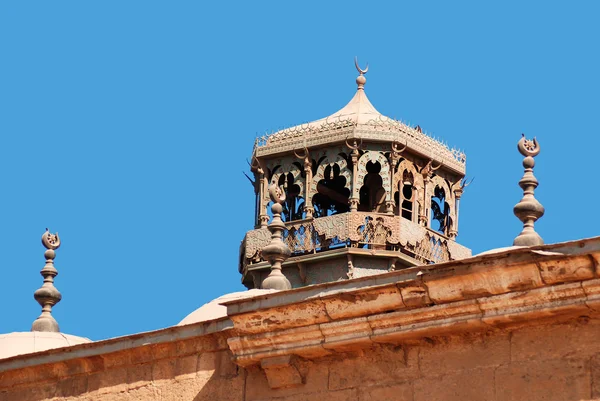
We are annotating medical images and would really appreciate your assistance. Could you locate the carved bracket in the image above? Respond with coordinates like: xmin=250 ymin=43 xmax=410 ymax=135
xmin=260 ymin=355 xmax=304 ymax=389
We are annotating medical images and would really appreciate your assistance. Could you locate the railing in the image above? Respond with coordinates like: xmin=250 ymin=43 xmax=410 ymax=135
xmin=240 ymin=212 xmax=471 ymax=272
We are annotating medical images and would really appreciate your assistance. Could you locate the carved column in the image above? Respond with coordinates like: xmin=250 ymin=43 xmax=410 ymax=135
xmin=257 ymin=163 xmax=270 ymax=229
xmin=387 ymin=152 xmax=399 ymax=215
xmin=349 ymin=147 xmax=360 ymax=212
xmin=303 ymin=155 xmax=314 ymax=219
xmin=448 ymin=186 xmax=463 ymax=239
xmin=419 ymin=174 xmax=429 ymax=226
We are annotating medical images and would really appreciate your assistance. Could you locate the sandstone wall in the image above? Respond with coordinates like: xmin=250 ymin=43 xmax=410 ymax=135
xmin=245 ymin=316 xmax=600 ymax=401
xmin=2 ymin=316 xmax=600 ymax=400
xmin=0 ymin=332 xmax=242 ymax=401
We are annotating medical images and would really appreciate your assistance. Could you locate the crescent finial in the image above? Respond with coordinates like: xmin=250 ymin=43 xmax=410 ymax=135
xmin=354 ymin=56 xmax=369 ymax=75
xmin=41 ymin=229 xmax=61 ymax=250
xmin=517 ymin=134 xmax=541 ymax=157
xmin=268 ymin=183 xmax=286 ymax=205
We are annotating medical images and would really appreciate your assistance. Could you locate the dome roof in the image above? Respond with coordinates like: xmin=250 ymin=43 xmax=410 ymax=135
xmin=177 ymin=289 xmax=277 ymax=326
xmin=0 ymin=332 xmax=91 ymax=360
xmin=254 ymin=61 xmax=467 ymax=175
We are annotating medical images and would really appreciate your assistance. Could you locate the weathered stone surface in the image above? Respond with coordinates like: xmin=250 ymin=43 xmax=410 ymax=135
xmin=414 ymin=366 xmax=495 ymax=401
xmin=536 ymin=255 xmax=595 ymax=284
xmin=425 ymin=262 xmax=544 ymax=303
xmin=418 ymin=332 xmax=510 ymax=374
xmin=246 ymin=362 xmax=329 ymax=401
xmin=398 ymin=284 xmax=432 ymax=308
xmin=323 ymin=287 xmax=405 ymax=320
xmin=510 ymin=318 xmax=600 ymax=362
xmin=328 ymin=345 xmax=418 ymax=390
xmin=495 ymin=358 xmax=591 ymax=401
xmin=358 ymin=383 xmax=413 ymax=401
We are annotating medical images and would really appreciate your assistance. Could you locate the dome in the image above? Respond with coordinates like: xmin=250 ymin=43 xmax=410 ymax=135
xmin=255 ymin=62 xmax=466 ymax=175
xmin=0 ymin=332 xmax=91 ymax=360
xmin=177 ymin=289 xmax=277 ymax=326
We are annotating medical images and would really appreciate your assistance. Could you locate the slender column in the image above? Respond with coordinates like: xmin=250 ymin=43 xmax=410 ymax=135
xmin=257 ymin=164 xmax=270 ymax=228
xmin=303 ymin=155 xmax=314 ymax=219
xmin=349 ymin=146 xmax=360 ymax=212
xmin=448 ymin=187 xmax=462 ymax=239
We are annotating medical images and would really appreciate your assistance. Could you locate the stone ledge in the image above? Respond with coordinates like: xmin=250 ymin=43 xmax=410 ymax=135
xmin=228 ymin=279 xmax=600 ymax=366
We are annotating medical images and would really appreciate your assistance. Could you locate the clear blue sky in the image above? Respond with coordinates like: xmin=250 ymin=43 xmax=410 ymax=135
xmin=1 ymin=2 xmax=598 ymax=340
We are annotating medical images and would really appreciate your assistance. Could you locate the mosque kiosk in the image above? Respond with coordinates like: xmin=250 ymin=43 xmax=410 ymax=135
xmin=4 ymin=61 xmax=597 ymax=401
xmin=240 ymin=59 xmax=471 ymax=290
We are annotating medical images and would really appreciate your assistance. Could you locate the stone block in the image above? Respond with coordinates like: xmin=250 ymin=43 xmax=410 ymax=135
xmin=245 ymin=362 xmax=329 ymax=401
xmin=511 ymin=318 xmax=600 ymax=362
xmin=418 ymin=332 xmax=510 ymax=375
xmin=152 ymin=358 xmax=177 ymax=383
xmin=323 ymin=287 xmax=405 ymax=320
xmin=217 ymin=350 xmax=239 ymax=378
xmin=268 ymin=388 xmax=358 ymax=401
xmin=261 ymin=355 xmax=304 ymax=389
xmin=425 ymin=262 xmax=543 ymax=303
xmin=56 ymin=374 xmax=89 ymax=398
xmin=537 ymin=255 xmax=595 ymax=284
xmin=127 ymin=363 xmax=153 ymax=388
xmin=358 ymin=383 xmax=413 ymax=401
xmin=414 ymin=366 xmax=495 ymax=401
xmin=127 ymin=384 xmax=161 ymax=400
xmin=1 ymin=382 xmax=57 ymax=401
xmin=87 ymin=367 xmax=128 ymax=395
xmin=495 ymin=358 xmax=591 ymax=401
xmin=175 ymin=354 xmax=198 ymax=380
xmin=398 ymin=284 xmax=432 ymax=308
xmin=328 ymin=345 xmax=418 ymax=390
xmin=591 ymin=353 xmax=600 ymax=398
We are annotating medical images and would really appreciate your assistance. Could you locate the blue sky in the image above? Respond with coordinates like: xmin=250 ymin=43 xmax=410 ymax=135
xmin=1 ymin=2 xmax=598 ymax=340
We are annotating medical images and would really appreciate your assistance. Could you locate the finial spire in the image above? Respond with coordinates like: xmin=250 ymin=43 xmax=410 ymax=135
xmin=31 ymin=229 xmax=63 ymax=332
xmin=354 ymin=56 xmax=368 ymax=90
xmin=261 ymin=184 xmax=292 ymax=290
xmin=513 ymin=135 xmax=545 ymax=246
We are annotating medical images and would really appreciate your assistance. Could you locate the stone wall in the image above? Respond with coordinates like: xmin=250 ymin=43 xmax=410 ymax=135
xmin=2 ymin=316 xmax=600 ymax=400
xmin=0 ymin=331 xmax=242 ymax=401
xmin=244 ymin=316 xmax=600 ymax=401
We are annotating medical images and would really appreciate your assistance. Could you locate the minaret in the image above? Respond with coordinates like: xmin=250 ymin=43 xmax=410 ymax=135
xmin=513 ymin=135 xmax=544 ymax=246
xmin=31 ymin=229 xmax=63 ymax=332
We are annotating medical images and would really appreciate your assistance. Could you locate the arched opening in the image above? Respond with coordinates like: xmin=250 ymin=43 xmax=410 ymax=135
xmin=394 ymin=169 xmax=414 ymax=220
xmin=312 ymin=162 xmax=350 ymax=218
xmin=358 ymin=161 xmax=386 ymax=213
xmin=277 ymin=172 xmax=305 ymax=222
xmin=430 ymin=185 xmax=450 ymax=235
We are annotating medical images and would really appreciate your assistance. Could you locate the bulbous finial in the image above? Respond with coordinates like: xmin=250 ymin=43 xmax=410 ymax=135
xmin=513 ymin=135 xmax=545 ymax=246
xmin=355 ymin=57 xmax=368 ymax=90
xmin=261 ymin=184 xmax=292 ymax=290
xmin=32 ymin=229 xmax=62 ymax=332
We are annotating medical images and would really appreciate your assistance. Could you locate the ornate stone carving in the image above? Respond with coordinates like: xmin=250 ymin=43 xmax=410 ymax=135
xmin=313 ymin=214 xmax=349 ymax=241
xmin=244 ymin=229 xmax=271 ymax=260
xmin=353 ymin=151 xmax=392 ymax=201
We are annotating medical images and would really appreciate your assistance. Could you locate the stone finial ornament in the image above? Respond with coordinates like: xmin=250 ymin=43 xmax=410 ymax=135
xmin=261 ymin=184 xmax=292 ymax=290
xmin=355 ymin=56 xmax=368 ymax=90
xmin=513 ymin=135 xmax=545 ymax=246
xmin=31 ymin=229 xmax=63 ymax=332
